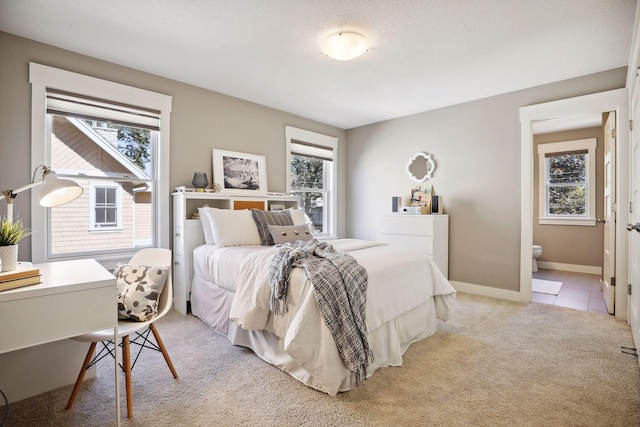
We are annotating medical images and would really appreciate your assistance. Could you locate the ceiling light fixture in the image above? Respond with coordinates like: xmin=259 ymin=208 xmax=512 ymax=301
xmin=321 ymin=32 xmax=369 ymax=61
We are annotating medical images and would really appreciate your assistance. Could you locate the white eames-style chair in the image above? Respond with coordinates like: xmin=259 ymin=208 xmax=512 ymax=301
xmin=65 ymin=248 xmax=178 ymax=418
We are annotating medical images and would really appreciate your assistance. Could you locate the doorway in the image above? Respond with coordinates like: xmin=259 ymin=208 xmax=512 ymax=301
xmin=519 ymin=89 xmax=630 ymax=321
xmin=531 ymin=116 xmax=609 ymax=312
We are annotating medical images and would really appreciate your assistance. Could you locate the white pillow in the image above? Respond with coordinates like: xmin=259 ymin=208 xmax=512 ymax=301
xmin=207 ymin=208 xmax=261 ymax=247
xmin=198 ymin=207 xmax=216 ymax=245
xmin=287 ymin=208 xmax=307 ymax=226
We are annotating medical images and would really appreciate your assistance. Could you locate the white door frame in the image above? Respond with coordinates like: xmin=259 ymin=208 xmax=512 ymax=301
xmin=602 ymin=112 xmax=617 ymax=314
xmin=629 ymin=70 xmax=640 ymax=365
xmin=519 ymin=89 xmax=630 ymax=320
xmin=625 ymin=0 xmax=640 ymax=357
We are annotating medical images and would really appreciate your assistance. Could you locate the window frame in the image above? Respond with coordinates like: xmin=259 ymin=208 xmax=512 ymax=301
xmin=29 ymin=63 xmax=172 ymax=267
xmin=89 ymin=183 xmax=122 ymax=231
xmin=537 ymin=138 xmax=597 ymax=226
xmin=285 ymin=126 xmax=338 ymax=238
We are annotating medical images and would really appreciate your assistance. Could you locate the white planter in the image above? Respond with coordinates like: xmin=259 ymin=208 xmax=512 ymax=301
xmin=0 ymin=245 xmax=18 ymax=272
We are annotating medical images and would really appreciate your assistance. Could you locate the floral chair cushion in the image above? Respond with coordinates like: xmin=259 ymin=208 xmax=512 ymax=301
xmin=114 ymin=263 xmax=169 ymax=322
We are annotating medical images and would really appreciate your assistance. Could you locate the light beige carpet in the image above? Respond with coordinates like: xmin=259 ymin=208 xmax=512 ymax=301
xmin=4 ymin=293 xmax=640 ymax=426
xmin=532 ymin=278 xmax=563 ymax=295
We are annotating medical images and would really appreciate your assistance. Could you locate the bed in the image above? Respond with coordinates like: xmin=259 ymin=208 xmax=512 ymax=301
xmin=189 ymin=208 xmax=456 ymax=395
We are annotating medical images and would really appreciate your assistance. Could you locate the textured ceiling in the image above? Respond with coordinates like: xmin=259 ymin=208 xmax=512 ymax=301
xmin=0 ymin=0 xmax=636 ymax=129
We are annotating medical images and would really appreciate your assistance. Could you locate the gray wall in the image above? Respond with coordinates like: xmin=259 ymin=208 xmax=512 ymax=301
xmin=533 ymin=126 xmax=605 ymax=268
xmin=345 ymin=68 xmax=627 ymax=291
xmin=0 ymin=32 xmax=346 ymax=261
xmin=0 ymin=31 xmax=627 ymax=292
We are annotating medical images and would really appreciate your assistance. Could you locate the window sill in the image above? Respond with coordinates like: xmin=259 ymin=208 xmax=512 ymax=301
xmin=45 ymin=249 xmax=139 ymax=271
xmin=538 ymin=218 xmax=596 ymax=226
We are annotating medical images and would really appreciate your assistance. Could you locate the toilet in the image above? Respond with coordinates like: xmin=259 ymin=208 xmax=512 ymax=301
xmin=532 ymin=245 xmax=543 ymax=272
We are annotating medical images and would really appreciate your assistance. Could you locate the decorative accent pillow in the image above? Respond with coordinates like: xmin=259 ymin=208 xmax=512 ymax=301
xmin=268 ymin=224 xmax=313 ymax=245
xmin=207 ymin=208 xmax=261 ymax=247
xmin=114 ymin=264 xmax=169 ymax=322
xmin=251 ymin=209 xmax=294 ymax=246
xmin=198 ymin=207 xmax=216 ymax=245
xmin=287 ymin=208 xmax=307 ymax=225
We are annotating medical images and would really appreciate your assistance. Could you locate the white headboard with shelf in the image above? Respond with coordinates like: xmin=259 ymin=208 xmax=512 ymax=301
xmin=171 ymin=191 xmax=300 ymax=314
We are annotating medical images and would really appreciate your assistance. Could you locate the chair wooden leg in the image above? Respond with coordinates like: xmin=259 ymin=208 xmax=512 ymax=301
xmin=65 ymin=342 xmax=97 ymax=410
xmin=150 ymin=324 xmax=178 ymax=378
xmin=122 ymin=336 xmax=133 ymax=418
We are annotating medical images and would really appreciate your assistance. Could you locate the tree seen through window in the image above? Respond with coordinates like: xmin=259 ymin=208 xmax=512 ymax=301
xmin=291 ymin=155 xmax=325 ymax=233
xmin=547 ymin=153 xmax=587 ymax=215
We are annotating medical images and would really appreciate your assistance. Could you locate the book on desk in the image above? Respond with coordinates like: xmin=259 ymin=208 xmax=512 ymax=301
xmin=0 ymin=266 xmax=42 ymax=291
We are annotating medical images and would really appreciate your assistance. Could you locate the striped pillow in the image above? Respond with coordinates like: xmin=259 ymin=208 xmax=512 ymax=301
xmin=251 ymin=209 xmax=293 ymax=245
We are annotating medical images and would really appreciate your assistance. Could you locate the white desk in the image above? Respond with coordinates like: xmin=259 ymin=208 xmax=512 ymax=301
xmin=0 ymin=259 xmax=120 ymax=424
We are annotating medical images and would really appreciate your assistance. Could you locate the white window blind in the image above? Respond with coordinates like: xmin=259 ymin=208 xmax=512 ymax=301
xmin=290 ymin=139 xmax=334 ymax=162
xmin=46 ymin=89 xmax=161 ymax=131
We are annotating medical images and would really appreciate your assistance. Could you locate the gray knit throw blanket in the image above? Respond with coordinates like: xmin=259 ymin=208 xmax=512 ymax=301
xmin=269 ymin=239 xmax=373 ymax=385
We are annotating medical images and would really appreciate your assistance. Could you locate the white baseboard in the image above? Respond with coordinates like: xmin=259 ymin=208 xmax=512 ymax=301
xmin=537 ymin=261 xmax=602 ymax=275
xmin=450 ymin=280 xmax=527 ymax=303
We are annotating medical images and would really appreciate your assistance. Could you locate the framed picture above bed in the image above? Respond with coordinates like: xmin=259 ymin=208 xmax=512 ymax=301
xmin=212 ymin=149 xmax=268 ymax=196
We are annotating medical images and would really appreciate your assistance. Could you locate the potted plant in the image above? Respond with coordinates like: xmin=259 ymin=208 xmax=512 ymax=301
xmin=0 ymin=216 xmax=32 ymax=272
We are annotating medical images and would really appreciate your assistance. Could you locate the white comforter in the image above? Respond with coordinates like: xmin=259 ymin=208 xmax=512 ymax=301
xmin=229 ymin=239 xmax=456 ymax=394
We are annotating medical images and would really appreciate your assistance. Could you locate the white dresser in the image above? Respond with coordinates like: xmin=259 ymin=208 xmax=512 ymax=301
xmin=172 ymin=191 xmax=299 ymax=314
xmin=376 ymin=214 xmax=449 ymax=278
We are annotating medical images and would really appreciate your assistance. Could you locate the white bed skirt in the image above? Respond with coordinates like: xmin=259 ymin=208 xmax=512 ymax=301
xmin=191 ymin=274 xmax=439 ymax=394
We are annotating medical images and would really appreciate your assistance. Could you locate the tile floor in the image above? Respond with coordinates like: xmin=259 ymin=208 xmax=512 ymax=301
xmin=532 ymin=268 xmax=610 ymax=315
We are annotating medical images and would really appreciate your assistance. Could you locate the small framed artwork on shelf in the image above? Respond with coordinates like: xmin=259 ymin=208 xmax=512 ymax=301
xmin=410 ymin=183 xmax=433 ymax=214
xmin=270 ymin=204 xmax=285 ymax=211
xmin=212 ymin=149 xmax=268 ymax=196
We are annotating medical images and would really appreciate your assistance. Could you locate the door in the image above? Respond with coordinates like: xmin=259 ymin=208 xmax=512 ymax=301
xmin=602 ymin=112 xmax=616 ymax=314
xmin=629 ymin=72 xmax=640 ymax=355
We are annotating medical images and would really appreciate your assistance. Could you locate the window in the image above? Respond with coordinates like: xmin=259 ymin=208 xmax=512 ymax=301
xmin=286 ymin=126 xmax=338 ymax=238
xmin=46 ymin=113 xmax=155 ymax=255
xmin=91 ymin=184 xmax=121 ymax=229
xmin=537 ymin=138 xmax=597 ymax=226
xmin=29 ymin=63 xmax=172 ymax=265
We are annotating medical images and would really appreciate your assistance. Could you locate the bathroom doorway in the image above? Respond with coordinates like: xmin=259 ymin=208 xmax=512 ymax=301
xmin=531 ymin=114 xmax=609 ymax=312
xmin=519 ymin=89 xmax=629 ymax=321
